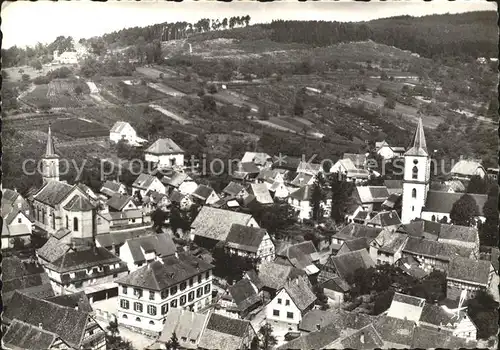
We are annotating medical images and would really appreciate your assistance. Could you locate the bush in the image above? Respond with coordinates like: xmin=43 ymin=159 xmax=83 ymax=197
xmin=21 ymin=74 xmax=31 ymax=82
xmin=207 ymin=84 xmax=218 ymax=94
xmin=384 ymin=97 xmax=396 ymax=109
xmin=33 ymin=76 xmax=51 ymax=85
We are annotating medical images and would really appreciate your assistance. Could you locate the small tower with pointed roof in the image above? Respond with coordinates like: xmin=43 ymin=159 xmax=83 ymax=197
xmin=401 ymin=118 xmax=430 ymax=224
xmin=42 ymin=125 xmax=60 ymax=182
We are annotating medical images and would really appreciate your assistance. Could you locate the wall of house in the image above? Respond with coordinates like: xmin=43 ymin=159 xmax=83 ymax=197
xmin=110 ymin=125 xmax=137 ymax=144
xmin=377 ymin=147 xmax=395 ymax=160
xmin=446 ymin=278 xmax=488 ymax=301
xmin=324 ymin=288 xmax=344 ymax=307
xmin=119 ymin=242 xmax=138 ymax=272
xmin=288 ymin=198 xmax=312 ymax=221
xmin=256 ymin=233 xmax=275 ymax=263
xmin=265 ymin=289 xmax=302 ymax=327
xmin=117 ymin=269 xmax=213 ymax=333
xmin=145 ymin=153 xmax=185 ymax=169
xmin=96 ymin=215 xmax=111 ymax=234
xmin=452 ymin=316 xmax=478 ymax=341
xmin=206 ymin=192 xmax=220 ymax=205
xmin=401 ymin=251 xmax=448 ymax=273
xmin=178 ymin=181 xmax=198 ymax=195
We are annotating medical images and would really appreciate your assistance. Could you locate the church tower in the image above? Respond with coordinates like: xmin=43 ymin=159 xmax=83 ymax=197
xmin=42 ymin=125 xmax=60 ymax=182
xmin=401 ymin=118 xmax=430 ymax=224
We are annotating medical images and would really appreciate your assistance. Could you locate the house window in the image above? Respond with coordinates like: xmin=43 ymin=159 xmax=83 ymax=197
xmin=122 ymin=314 xmax=128 ymax=319
xmin=180 ymin=295 xmax=186 ymax=306
xmin=189 ymin=278 xmax=194 ymax=287
xmin=149 ymin=291 xmax=155 ymax=300
xmin=134 ymin=288 xmax=143 ymax=298
xmin=149 ymin=321 xmax=155 ymax=325
xmin=180 ymin=282 xmax=187 ymax=291
xmin=412 ymin=188 xmax=417 ymax=198
xmin=431 ymin=215 xmax=436 ymax=222
xmin=277 ymin=298 xmax=282 ymax=304
xmin=120 ymin=300 xmax=130 ymax=309
xmin=205 ymin=271 xmax=210 ymax=279
xmin=412 ymin=206 xmax=414 ymax=211
xmin=17 ymin=217 xmax=22 ymax=224
xmin=170 ymin=158 xmax=176 ymax=166
xmin=170 ymin=299 xmax=178 ymax=308
xmin=273 ymin=310 xmax=280 ymax=316
xmin=188 ymin=291 xmax=195 ymax=302
xmin=74 ymin=281 xmax=83 ymax=288
xmin=198 ymin=274 xmax=202 ymax=283
xmin=285 ymin=300 xmax=290 ymax=306
xmin=287 ymin=312 xmax=294 ymax=319
xmin=52 ymin=213 xmax=55 ymax=229
xmin=73 ymin=217 xmax=79 ymax=232
xmin=204 ymin=284 xmax=211 ymax=294
xmin=171 ymin=286 xmax=177 ymax=295
xmin=147 ymin=305 xmax=157 ymax=316
xmin=412 ymin=166 xmax=418 ymax=179
xmin=133 ymin=302 xmax=143 ymax=313
xmin=113 ymin=273 xmax=118 ymax=278
xmin=135 ymin=317 xmax=141 ymax=323
xmin=65 ymin=215 xmax=69 ymax=229
xmin=197 ymin=288 xmax=203 ymax=298
xmin=161 ymin=289 xmax=169 ymax=299
xmin=161 ymin=304 xmax=169 ymax=315
xmin=97 ymin=217 xmax=102 ymax=225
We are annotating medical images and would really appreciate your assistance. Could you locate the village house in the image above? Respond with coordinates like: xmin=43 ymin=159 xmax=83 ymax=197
xmin=100 ymin=180 xmax=127 ymax=198
xmin=169 ymin=189 xmax=194 ymax=210
xmin=419 ymin=302 xmax=477 ymax=341
xmin=366 ymin=210 xmax=402 ymax=229
xmin=145 ymin=138 xmax=185 ymax=169
xmin=109 ymin=121 xmax=146 ymax=146
xmin=143 ymin=190 xmax=171 ymax=214
xmin=220 ymin=277 xmax=263 ymax=318
xmin=354 ymin=185 xmax=390 ymax=212
xmin=288 ymin=185 xmax=332 ymax=221
xmin=119 ymin=233 xmax=177 ymax=272
xmin=241 ymin=152 xmax=273 ymax=169
xmin=320 ymin=275 xmax=351 ymax=306
xmin=273 ymin=155 xmax=302 ymax=172
xmin=190 ymin=206 xmax=259 ymax=248
xmin=2 ymin=319 xmax=70 ymax=350
xmin=437 ymin=224 xmax=480 ymax=256
xmin=275 ymin=240 xmax=321 ymax=276
xmin=450 ymin=160 xmax=487 ymax=181
xmin=162 ymin=171 xmax=198 ymax=195
xmin=2 ymin=190 xmax=34 ymax=249
xmin=232 ymin=162 xmax=261 ymax=182
xmin=446 ymin=256 xmax=494 ymax=301
xmin=381 ymin=193 xmax=402 ymax=213
xmin=257 ymin=168 xmax=287 ymax=187
xmin=3 ymin=291 xmax=106 ymax=349
xmin=225 ymin=224 xmax=275 ymax=263
xmin=191 ymin=184 xmax=220 ymax=205
xmin=257 ymin=261 xmax=307 ymax=299
xmin=248 ymin=183 xmax=274 ymax=205
xmin=265 ymin=276 xmax=317 ymax=327
xmin=337 ymin=237 xmax=370 ymax=256
xmin=37 ymin=244 xmax=128 ymax=303
xmin=105 ymin=193 xmax=137 ymax=212
xmin=343 ymin=153 xmax=369 ymax=169
xmin=296 ymin=161 xmax=323 ymax=176
xmin=132 ymin=173 xmax=166 ymax=198
xmin=52 ymin=49 xmax=78 ymax=64
xmin=197 ymin=312 xmax=257 ymax=350
xmin=222 ymin=181 xmax=249 ymax=199
xmin=375 ymin=140 xmax=406 ymax=159
xmin=321 ymin=249 xmax=375 ymax=281
xmin=95 ymin=229 xmax=152 ymax=256
xmin=290 ymin=172 xmax=315 ymax=187
xmin=384 ymin=179 xmax=403 ymax=195
xmin=331 ymin=223 xmax=382 ymax=246
xmin=330 ymin=158 xmax=369 ymax=183
xmin=369 ymin=229 xmax=409 ymax=265
xmin=117 ymin=252 xmax=214 ymax=333
xmin=387 ymin=292 xmax=426 ymax=322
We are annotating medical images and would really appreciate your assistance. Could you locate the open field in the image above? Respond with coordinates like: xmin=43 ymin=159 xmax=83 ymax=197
xmin=136 ymin=66 xmax=177 ymax=79
xmin=4 ymin=63 xmax=76 ymax=82
xmin=149 ymin=104 xmax=191 ymax=125
xmin=96 ymin=77 xmax=167 ymax=104
xmin=21 ymin=85 xmax=51 ymax=108
xmin=51 ymin=118 xmax=109 ymax=138
xmin=147 ymin=82 xmax=185 ymax=97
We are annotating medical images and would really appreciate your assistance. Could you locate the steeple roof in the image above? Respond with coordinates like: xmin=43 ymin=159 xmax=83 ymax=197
xmin=45 ymin=125 xmax=59 ymax=158
xmin=405 ymin=118 xmax=428 ymax=157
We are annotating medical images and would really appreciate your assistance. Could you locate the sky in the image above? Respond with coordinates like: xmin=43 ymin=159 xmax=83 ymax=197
xmin=2 ymin=0 xmax=497 ymax=49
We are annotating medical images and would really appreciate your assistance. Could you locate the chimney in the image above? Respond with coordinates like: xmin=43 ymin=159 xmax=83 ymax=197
xmin=360 ymin=332 xmax=365 ymax=344
xmin=316 ymin=324 xmax=321 ymax=331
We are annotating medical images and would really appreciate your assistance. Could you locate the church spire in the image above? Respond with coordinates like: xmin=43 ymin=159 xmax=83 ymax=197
xmin=405 ymin=117 xmax=428 ymax=156
xmin=45 ymin=124 xmax=58 ymax=158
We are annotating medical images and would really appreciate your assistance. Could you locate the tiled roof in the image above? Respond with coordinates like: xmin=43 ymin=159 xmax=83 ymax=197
xmin=367 ymin=210 xmax=401 ymax=227
xmin=133 ymin=173 xmax=160 ymax=190
xmin=450 ymin=160 xmax=485 ymax=177
xmin=158 ymin=309 xmax=208 ymax=348
xmin=382 ymin=193 xmax=402 ymax=209
xmin=225 ymin=224 xmax=267 ymax=253
xmin=101 ymin=180 xmax=123 ymax=193
xmin=3 ymin=275 xmax=54 ymax=306
xmin=338 ymin=324 xmax=384 ymax=349
xmin=297 ymin=161 xmax=322 ymax=175
xmin=278 ymin=322 xmax=341 ymax=350
xmin=245 ymin=270 xmax=264 ymax=290
xmin=191 ymin=206 xmax=254 ymax=242
xmin=205 ymin=312 xmax=250 ymax=337
xmin=329 ymin=249 xmax=375 ymax=280
xmin=321 ymin=275 xmax=351 ymax=293
xmin=33 ymin=181 xmax=73 ymax=207
xmin=110 ymin=121 xmax=131 ymax=133
xmin=343 ymin=153 xmax=367 ymax=169
xmin=232 ymin=162 xmax=260 ymax=178
xmin=334 ymin=223 xmax=382 ymax=241
xmin=46 ymin=292 xmax=93 ymax=313
xmin=299 ymin=309 xmax=375 ymax=334
xmin=192 ymin=184 xmax=215 ymax=201
xmin=411 ymin=326 xmax=476 ymax=348
xmin=146 ymin=138 xmax=184 ymax=155
xmin=162 ymin=171 xmax=190 ymax=188
xmin=392 ymin=292 xmax=425 ymax=307
xmin=4 ymin=292 xmax=89 ymax=349
xmin=343 ymin=237 xmax=370 ymax=252
xmin=283 ymin=276 xmax=317 ymax=311
xmin=241 ymin=152 xmax=271 ymax=165
xmin=403 ymin=237 xmax=474 ymax=261
xmin=63 ymin=194 xmax=94 ymax=212
xmin=398 ymin=219 xmax=441 ymax=240
xmin=48 ymin=247 xmax=122 ymax=273
xmin=273 ymin=155 xmax=302 ymax=170
xmin=117 ymin=252 xmax=213 ymax=290
xmin=95 ymin=229 xmax=153 ymax=247
xmin=169 ymin=189 xmax=190 ymax=204
xmin=419 ymin=303 xmax=467 ymax=328
xmin=396 ymin=255 xmax=430 ymax=279
xmin=36 ymin=236 xmax=71 ymax=263
xmin=373 ymin=315 xmax=415 ymax=347
xmin=277 ymin=241 xmax=318 ymax=270
xmin=249 ymin=183 xmax=274 ymax=204
xmin=257 ymin=168 xmax=285 ymax=182
xmin=289 ymin=185 xmax=313 ymax=201
xmin=106 ymin=193 xmax=134 ymax=211
xmin=447 ymin=256 xmax=491 ymax=285
xmin=438 ymin=224 xmax=478 ymax=243
xmin=290 ymin=173 xmax=314 ymax=187
xmin=356 ymin=186 xmax=389 ymax=203
xmin=2 ymin=188 xmax=20 ymax=203
xmin=125 ymin=233 xmax=177 ymax=263
xmin=222 ymin=181 xmax=246 ymax=196
xmin=383 ymin=179 xmax=403 ymax=191
xmin=258 ymin=261 xmax=306 ymax=291
xmin=336 ymin=158 xmax=358 ymax=172
xmin=424 ymin=191 xmax=488 ymax=215
xmin=228 ymin=278 xmax=261 ymax=312
xmin=405 ymin=117 xmax=428 ymax=157
xmin=372 ymin=230 xmax=408 ymax=254
xmin=198 ymin=313 xmax=252 ymax=350
xmin=2 ymin=319 xmax=59 ymax=350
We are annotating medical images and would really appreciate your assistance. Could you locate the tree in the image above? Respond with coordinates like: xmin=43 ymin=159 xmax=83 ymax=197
xmin=12 ymin=237 xmax=25 ymax=250
xmin=151 ymin=208 xmax=169 ymax=233
xmin=450 ymin=193 xmax=480 ymax=226
xmin=166 ymin=332 xmax=180 ymax=350
xmin=250 ymin=202 xmax=295 ymax=235
xmin=329 ymin=173 xmax=355 ymax=224
xmin=380 ymin=71 xmax=389 ymax=80
xmin=31 ymin=60 xmax=43 ymax=70
xmin=384 ymin=96 xmax=396 ymax=109
xmin=250 ymin=336 xmax=260 ymax=350
xmin=259 ymin=323 xmax=277 ymax=350
xmin=207 ymin=84 xmax=218 ymax=94
xmin=373 ymin=290 xmax=395 ymax=315
xmin=106 ymin=318 xmax=135 ymax=350
xmin=74 ymin=85 xmax=83 ymax=95
xmin=466 ymin=175 xmax=489 ymax=194
xmin=465 ymin=290 xmax=499 ymax=339
xmin=21 ymin=73 xmax=30 ymax=82
xmin=202 ymin=95 xmax=217 ymax=112
xmin=479 ymin=185 xmax=499 ymax=247
xmin=311 ymin=178 xmax=325 ymax=221
xmin=410 ymin=270 xmax=447 ymax=302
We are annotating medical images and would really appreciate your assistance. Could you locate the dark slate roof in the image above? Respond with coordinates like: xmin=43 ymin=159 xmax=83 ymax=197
xmin=273 ymin=155 xmax=302 ymax=171
xmin=4 ymin=292 xmax=89 ymax=349
xmin=447 ymin=256 xmax=491 ymax=285
xmin=48 ymin=247 xmax=122 ymax=273
xmin=191 ymin=206 xmax=254 ymax=242
xmin=367 ymin=210 xmax=401 ymax=227
xmin=419 ymin=303 xmax=467 ymax=328
xmin=33 ymin=181 xmax=73 ymax=207
xmin=342 ymin=237 xmax=370 ymax=252
xmin=101 ymin=180 xmax=123 ymax=193
xmin=334 ymin=223 xmax=382 ymax=241
xmin=63 ymin=194 xmax=94 ymax=212
xmin=245 ymin=270 xmax=264 ymax=290
xmin=373 ymin=315 xmax=415 ymax=347
xmin=277 ymin=241 xmax=318 ymax=270
xmin=258 ymin=262 xmax=306 ymax=291
xmin=117 ymin=252 xmax=213 ymax=291
xmin=95 ymin=229 xmax=153 ymax=247
xmin=372 ymin=230 xmax=408 ymax=254
xmin=125 ymin=233 xmax=177 ymax=263
xmin=411 ymin=326 xmax=476 ymax=349
xmin=339 ymin=324 xmax=384 ymax=349
xmin=403 ymin=237 xmax=474 ymax=261
xmin=146 ymin=138 xmax=184 ymax=155
xmin=3 ymin=256 xmax=45 ymax=280
xmin=132 ymin=173 xmax=160 ymax=190
xmin=356 ymin=186 xmax=389 ymax=203
xmin=299 ymin=309 xmax=376 ymax=334
xmin=283 ymin=276 xmax=317 ymax=311
xmin=205 ymin=312 xmax=250 ymax=337
xmin=398 ymin=219 xmax=441 ymax=240
xmin=162 ymin=171 xmax=190 ymax=188
xmin=249 ymin=183 xmax=274 ymax=204
xmin=278 ymin=322 xmax=341 ymax=350
xmin=222 ymin=181 xmax=246 ymax=196
xmin=424 ymin=191 xmax=488 ymax=215
xmin=106 ymin=193 xmax=134 ymax=211
xmin=439 ymin=224 xmax=478 ymax=243
xmin=36 ymin=237 xmax=71 ymax=263
xmin=289 ymin=185 xmax=312 ymax=201
xmin=225 ymin=224 xmax=267 ymax=253
xmin=392 ymin=292 xmax=425 ymax=307
xmin=2 ymin=319 xmax=59 ymax=350
xmin=321 ymin=275 xmax=351 ymax=293
xmin=192 ymin=184 xmax=215 ymax=201
xmin=383 ymin=179 xmax=403 ymax=190
xmin=228 ymin=278 xmax=260 ymax=312
xmin=330 ymin=249 xmax=375 ymax=280
xmin=46 ymin=292 xmax=93 ymax=313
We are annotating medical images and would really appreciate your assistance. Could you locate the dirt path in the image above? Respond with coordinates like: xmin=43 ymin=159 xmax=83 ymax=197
xmin=149 ymin=104 xmax=191 ymax=125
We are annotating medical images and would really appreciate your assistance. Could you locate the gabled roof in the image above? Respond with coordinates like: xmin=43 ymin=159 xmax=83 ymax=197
xmin=101 ymin=180 xmax=123 ymax=193
xmin=447 ymin=256 xmax=491 ymax=286
xmin=277 ymin=241 xmax=318 ymax=270
xmin=392 ymin=292 xmax=426 ymax=307
xmin=372 ymin=229 xmax=408 ymax=254
xmin=382 ymin=193 xmax=402 ymax=209
xmin=367 ymin=210 xmax=401 ymax=227
xmin=356 ymin=186 xmax=389 ymax=203
xmin=398 ymin=219 xmax=440 ymax=240
xmin=450 ymin=160 xmax=485 ymax=176
xmin=192 ymin=184 xmax=215 ymax=201
xmin=343 ymin=153 xmax=367 ymax=169
xmin=278 ymin=322 xmax=341 ymax=350
xmin=48 ymin=247 xmax=122 ymax=273
xmin=158 ymin=309 xmax=209 ymax=348
xmin=117 ymin=252 xmax=213 ymax=291
xmin=191 ymin=206 xmax=255 ymax=242
xmin=146 ymin=138 xmax=184 ymax=155
xmin=4 ymin=292 xmax=89 ymax=349
xmin=403 ymin=236 xmax=474 ymax=261
xmin=282 ymin=276 xmax=317 ymax=312
xmin=132 ymin=173 xmax=161 ymax=190
xmin=228 ymin=278 xmax=261 ymax=312
xmin=419 ymin=303 xmax=469 ymax=329
xmin=198 ymin=313 xmax=252 ymax=350
xmin=423 ymin=191 xmax=488 ymax=215
xmin=334 ymin=223 xmax=382 ymax=241
xmin=241 ymin=152 xmax=271 ymax=165
xmin=290 ymin=173 xmax=314 ymax=187
xmin=46 ymin=292 xmax=93 ymax=313
xmin=372 ymin=315 xmax=415 ymax=347
xmin=110 ymin=121 xmax=132 ymax=133
xmin=63 ymin=194 xmax=94 ymax=212
xmin=405 ymin=117 xmax=428 ymax=157
xmin=438 ymin=223 xmax=478 ymax=243
xmin=329 ymin=249 xmax=375 ymax=280
xmin=95 ymin=229 xmax=152 ymax=247
xmin=36 ymin=236 xmax=71 ymax=263
xmin=125 ymin=233 xmax=177 ymax=263
xmin=337 ymin=324 xmax=384 ymax=349
xmin=289 ymin=185 xmax=313 ymax=201
xmin=336 ymin=158 xmax=358 ymax=172
xmin=2 ymin=188 xmax=21 ymax=204
xmin=225 ymin=224 xmax=267 ymax=253
xmin=245 ymin=270 xmax=264 ymax=290
xmin=342 ymin=237 xmax=370 ymax=252
xmin=33 ymin=181 xmax=73 ymax=207
xmin=411 ymin=326 xmax=476 ymax=348
xmin=162 ymin=171 xmax=191 ymax=188
xmin=249 ymin=183 xmax=273 ymax=204
xmin=44 ymin=125 xmax=58 ymax=158
xmin=106 ymin=193 xmax=134 ymax=211
xmin=169 ymin=189 xmax=190 ymax=204
xmin=297 ymin=161 xmax=322 ymax=175
xmin=321 ymin=275 xmax=351 ymax=293
xmin=2 ymin=319 xmax=60 ymax=350
xmin=383 ymin=179 xmax=403 ymax=193
xmin=257 ymin=168 xmax=286 ymax=182
xmin=222 ymin=181 xmax=246 ymax=196
xmin=258 ymin=261 xmax=306 ymax=291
